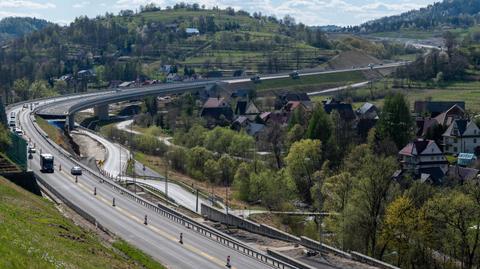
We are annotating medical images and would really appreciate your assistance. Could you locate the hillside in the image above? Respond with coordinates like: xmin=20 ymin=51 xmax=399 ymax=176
xmin=0 ymin=17 xmax=51 ymax=43
xmin=0 ymin=176 xmax=165 ymax=268
xmin=0 ymin=5 xmax=332 ymax=92
xmin=352 ymin=0 xmax=480 ymax=33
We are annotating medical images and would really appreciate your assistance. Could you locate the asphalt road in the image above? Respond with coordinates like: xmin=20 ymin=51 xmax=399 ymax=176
xmin=36 ymin=62 xmax=405 ymax=118
xmin=10 ymin=101 xmax=277 ymax=269
xmin=79 ymin=127 xmax=213 ymax=212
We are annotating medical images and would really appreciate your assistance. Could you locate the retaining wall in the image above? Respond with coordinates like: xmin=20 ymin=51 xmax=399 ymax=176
xmin=351 ymin=251 xmax=400 ymax=269
xmin=266 ymin=249 xmax=316 ymax=269
xmin=201 ymin=204 xmax=301 ymax=243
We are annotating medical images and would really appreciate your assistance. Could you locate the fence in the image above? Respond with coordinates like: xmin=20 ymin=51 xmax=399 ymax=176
xmin=7 ymin=133 xmax=27 ymax=171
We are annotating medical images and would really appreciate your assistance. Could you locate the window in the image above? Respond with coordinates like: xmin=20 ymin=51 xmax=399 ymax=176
xmin=475 ymin=139 xmax=478 ymax=144
xmin=454 ymin=147 xmax=458 ymax=152
xmin=454 ymin=138 xmax=458 ymax=143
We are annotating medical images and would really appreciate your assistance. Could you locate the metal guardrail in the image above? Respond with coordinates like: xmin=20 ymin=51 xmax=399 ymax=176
xmin=28 ymin=106 xmax=298 ymax=269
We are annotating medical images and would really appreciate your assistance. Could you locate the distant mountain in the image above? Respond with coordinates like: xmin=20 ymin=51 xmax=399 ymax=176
xmin=351 ymin=0 xmax=480 ymax=33
xmin=0 ymin=17 xmax=52 ymax=42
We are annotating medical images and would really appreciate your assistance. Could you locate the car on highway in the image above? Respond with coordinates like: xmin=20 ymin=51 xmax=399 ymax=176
xmin=250 ymin=74 xmax=261 ymax=83
xmin=22 ymin=104 xmax=28 ymax=108
xmin=8 ymin=120 xmax=15 ymax=127
xmin=28 ymin=146 xmax=36 ymax=154
xmin=14 ymin=128 xmax=23 ymax=136
xmin=289 ymin=70 xmax=300 ymax=79
xmin=70 ymin=166 xmax=82 ymax=176
xmin=40 ymin=154 xmax=54 ymax=173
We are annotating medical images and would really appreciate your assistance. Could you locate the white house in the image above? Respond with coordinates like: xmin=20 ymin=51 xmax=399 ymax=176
xmin=443 ymin=119 xmax=480 ymax=155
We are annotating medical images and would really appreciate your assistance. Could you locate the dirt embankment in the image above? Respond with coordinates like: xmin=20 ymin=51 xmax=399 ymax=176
xmin=327 ymin=50 xmax=382 ymax=70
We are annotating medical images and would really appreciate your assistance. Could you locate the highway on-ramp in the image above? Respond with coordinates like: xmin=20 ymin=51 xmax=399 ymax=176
xmin=78 ymin=127 xmax=213 ymax=212
xmin=10 ymin=100 xmax=289 ymax=269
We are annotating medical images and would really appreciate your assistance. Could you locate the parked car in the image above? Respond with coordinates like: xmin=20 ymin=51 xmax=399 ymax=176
xmin=71 ymin=166 xmax=82 ymax=176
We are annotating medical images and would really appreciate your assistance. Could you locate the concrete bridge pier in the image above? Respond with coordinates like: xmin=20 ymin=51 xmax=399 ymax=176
xmin=66 ymin=115 xmax=75 ymax=131
xmin=94 ymin=104 xmax=109 ymax=121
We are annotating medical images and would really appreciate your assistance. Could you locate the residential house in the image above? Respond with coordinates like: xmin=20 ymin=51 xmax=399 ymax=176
xmin=414 ymin=101 xmax=465 ymax=117
xmin=443 ymin=119 xmax=480 ymax=155
xmin=323 ymin=99 xmax=356 ymax=122
xmin=416 ymin=104 xmax=465 ymax=137
xmin=166 ymin=73 xmax=181 ymax=83
xmin=231 ymin=116 xmax=251 ymax=131
xmin=433 ymin=104 xmax=465 ymax=126
xmin=398 ymin=139 xmax=449 ymax=183
xmin=356 ymin=102 xmax=379 ymax=138
xmin=200 ymin=97 xmax=233 ymax=122
xmin=118 ymin=81 xmax=135 ymax=88
xmin=77 ymin=69 xmax=94 ymax=79
xmin=356 ymin=102 xmax=378 ymax=120
xmin=275 ymin=92 xmax=312 ymax=110
xmin=446 ymin=165 xmax=479 ymax=183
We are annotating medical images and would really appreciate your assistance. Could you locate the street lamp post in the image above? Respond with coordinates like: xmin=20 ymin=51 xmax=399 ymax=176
xmin=164 ymin=156 xmax=169 ymax=200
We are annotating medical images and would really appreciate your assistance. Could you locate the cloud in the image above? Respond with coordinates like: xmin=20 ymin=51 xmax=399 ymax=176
xmin=0 ymin=0 xmax=55 ymax=9
xmin=0 ymin=10 xmax=41 ymax=19
xmin=73 ymin=1 xmax=91 ymax=8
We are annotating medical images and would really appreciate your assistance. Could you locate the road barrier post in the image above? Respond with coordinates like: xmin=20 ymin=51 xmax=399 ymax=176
xmin=196 ymin=189 xmax=199 ymax=213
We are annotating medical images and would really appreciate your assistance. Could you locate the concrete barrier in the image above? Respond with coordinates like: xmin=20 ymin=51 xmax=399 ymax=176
xmin=201 ymin=204 xmax=301 ymax=243
xmin=351 ymin=251 xmax=400 ymax=269
xmin=300 ymin=236 xmax=351 ymax=259
xmin=267 ymin=249 xmax=316 ymax=269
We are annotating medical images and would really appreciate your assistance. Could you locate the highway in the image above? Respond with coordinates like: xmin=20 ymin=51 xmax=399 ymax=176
xmin=35 ymin=62 xmax=406 ymax=121
xmin=8 ymin=64 xmax=405 ymax=269
xmin=78 ymin=127 xmax=213 ymax=212
xmin=10 ymin=100 xmax=288 ymax=269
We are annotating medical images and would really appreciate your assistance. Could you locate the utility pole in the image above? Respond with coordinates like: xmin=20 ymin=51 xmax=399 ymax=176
xmin=225 ymin=181 xmax=229 ymax=215
xmin=196 ymin=189 xmax=199 ymax=213
xmin=130 ymin=121 xmax=136 ymax=193
xmin=164 ymin=156 xmax=169 ymax=199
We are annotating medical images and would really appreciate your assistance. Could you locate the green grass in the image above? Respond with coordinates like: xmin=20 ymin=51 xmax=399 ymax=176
xmin=367 ymin=29 xmax=440 ymax=40
xmin=314 ymin=79 xmax=480 ymax=113
xmin=446 ymin=155 xmax=457 ymax=164
xmin=0 ymin=176 xmax=165 ymax=269
xmin=256 ymin=70 xmax=366 ymax=91
xmin=35 ymin=115 xmax=73 ymax=150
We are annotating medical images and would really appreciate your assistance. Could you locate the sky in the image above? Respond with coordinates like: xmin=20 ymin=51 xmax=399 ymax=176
xmin=0 ymin=0 xmax=439 ymax=26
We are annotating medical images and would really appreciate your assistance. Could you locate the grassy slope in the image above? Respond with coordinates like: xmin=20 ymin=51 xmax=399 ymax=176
xmin=35 ymin=116 xmax=68 ymax=149
xmin=256 ymin=70 xmax=366 ymax=92
xmin=0 ymin=176 xmax=165 ymax=269
xmin=132 ymin=9 xmax=329 ymax=71
xmin=313 ymin=80 xmax=480 ymax=112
